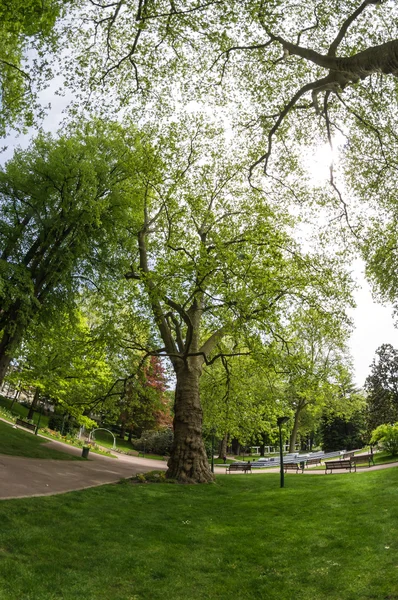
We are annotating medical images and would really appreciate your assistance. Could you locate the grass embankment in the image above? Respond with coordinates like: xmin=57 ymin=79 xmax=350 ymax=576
xmin=1 ymin=470 xmax=398 ymax=599
xmin=94 ymin=430 xmax=167 ymax=460
xmin=93 ymin=429 xmax=137 ymax=453
xmin=0 ymin=420 xmax=80 ymax=460
xmin=0 ymin=395 xmax=49 ymax=427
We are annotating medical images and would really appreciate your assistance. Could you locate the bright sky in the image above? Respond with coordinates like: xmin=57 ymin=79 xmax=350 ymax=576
xmin=349 ymin=263 xmax=398 ymax=388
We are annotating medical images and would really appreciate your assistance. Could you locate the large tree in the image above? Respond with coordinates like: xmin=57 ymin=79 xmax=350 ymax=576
xmin=122 ymin=124 xmax=353 ymax=482
xmin=0 ymin=120 xmax=143 ymax=384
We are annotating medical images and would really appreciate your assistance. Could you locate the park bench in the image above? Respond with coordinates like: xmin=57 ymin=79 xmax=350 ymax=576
xmin=226 ymin=463 xmax=252 ymax=474
xmin=284 ymin=462 xmax=304 ymax=473
xmin=304 ymin=457 xmax=321 ymax=467
xmin=342 ymin=451 xmax=355 ymax=460
xmin=325 ymin=459 xmax=356 ymax=474
xmin=352 ymin=454 xmax=375 ymax=467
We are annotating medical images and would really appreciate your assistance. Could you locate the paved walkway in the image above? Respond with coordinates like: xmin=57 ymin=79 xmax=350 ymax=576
xmin=0 ymin=438 xmax=167 ymax=500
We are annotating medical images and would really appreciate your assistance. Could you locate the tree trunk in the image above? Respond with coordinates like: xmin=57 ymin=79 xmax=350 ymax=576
xmin=119 ymin=422 xmax=126 ymax=440
xmin=27 ymin=388 xmax=40 ymax=420
xmin=167 ymin=360 xmax=213 ymax=483
xmin=231 ymin=438 xmax=240 ymax=457
xmin=128 ymin=426 xmax=134 ymax=443
xmin=218 ymin=433 xmax=228 ymax=459
xmin=0 ymin=327 xmax=24 ymax=386
xmin=289 ymin=405 xmax=304 ymax=453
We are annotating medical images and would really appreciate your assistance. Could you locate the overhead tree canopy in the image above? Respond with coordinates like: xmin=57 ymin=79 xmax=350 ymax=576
xmin=0 ymin=0 xmax=73 ymax=134
xmin=71 ymin=0 xmax=398 ymax=171
xmin=66 ymin=0 xmax=398 ymax=272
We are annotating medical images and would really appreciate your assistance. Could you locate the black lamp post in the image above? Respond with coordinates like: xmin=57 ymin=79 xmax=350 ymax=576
xmin=35 ymin=400 xmax=44 ymax=436
xmin=277 ymin=416 xmax=290 ymax=488
xmin=211 ymin=427 xmax=216 ymax=473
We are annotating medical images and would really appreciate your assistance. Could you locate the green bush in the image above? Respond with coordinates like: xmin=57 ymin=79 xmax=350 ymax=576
xmin=370 ymin=423 xmax=398 ymax=456
xmin=133 ymin=429 xmax=173 ymax=456
xmin=48 ymin=414 xmax=77 ymax=435
xmin=132 ymin=470 xmax=174 ymax=484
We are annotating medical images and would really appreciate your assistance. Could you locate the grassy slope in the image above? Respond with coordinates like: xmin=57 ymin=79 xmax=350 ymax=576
xmin=0 ymin=396 xmax=49 ymax=427
xmin=0 ymin=421 xmax=80 ymax=460
xmin=1 ymin=470 xmax=398 ymax=599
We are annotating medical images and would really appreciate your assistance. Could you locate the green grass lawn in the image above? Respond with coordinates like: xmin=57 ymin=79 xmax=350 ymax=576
xmin=0 ymin=395 xmax=49 ymax=427
xmin=1 ymin=470 xmax=398 ymax=599
xmin=0 ymin=420 xmax=80 ymax=460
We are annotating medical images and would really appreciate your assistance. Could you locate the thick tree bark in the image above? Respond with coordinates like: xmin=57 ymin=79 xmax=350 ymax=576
xmin=27 ymin=388 xmax=40 ymax=420
xmin=167 ymin=359 xmax=213 ymax=483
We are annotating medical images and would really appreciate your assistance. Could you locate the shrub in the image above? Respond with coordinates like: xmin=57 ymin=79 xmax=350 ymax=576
xmin=370 ymin=423 xmax=398 ymax=456
xmin=133 ymin=429 xmax=173 ymax=456
xmin=132 ymin=470 xmax=174 ymax=484
xmin=48 ymin=414 xmax=77 ymax=435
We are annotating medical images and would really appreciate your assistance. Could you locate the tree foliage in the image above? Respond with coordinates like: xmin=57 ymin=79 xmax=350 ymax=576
xmin=0 ymin=0 xmax=73 ymax=133
xmin=0 ymin=119 xmax=144 ymax=384
xmin=365 ymin=344 xmax=398 ymax=432
xmin=370 ymin=422 xmax=398 ymax=456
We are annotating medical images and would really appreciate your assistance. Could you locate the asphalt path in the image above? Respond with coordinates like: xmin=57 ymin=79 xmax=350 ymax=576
xmin=0 ymin=437 xmax=167 ymax=500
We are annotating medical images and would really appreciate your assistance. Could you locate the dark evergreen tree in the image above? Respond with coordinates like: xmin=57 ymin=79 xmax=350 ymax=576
xmin=364 ymin=344 xmax=398 ymax=433
xmin=320 ymin=411 xmax=366 ymax=452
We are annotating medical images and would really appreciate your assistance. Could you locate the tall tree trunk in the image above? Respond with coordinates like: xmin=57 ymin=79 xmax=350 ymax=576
xmin=0 ymin=326 xmax=24 ymax=386
xmin=27 ymin=388 xmax=40 ymax=420
xmin=289 ymin=404 xmax=305 ymax=453
xmin=167 ymin=360 xmax=213 ymax=483
xmin=119 ymin=422 xmax=126 ymax=440
xmin=218 ymin=433 xmax=228 ymax=459
xmin=231 ymin=438 xmax=240 ymax=456
xmin=128 ymin=426 xmax=134 ymax=443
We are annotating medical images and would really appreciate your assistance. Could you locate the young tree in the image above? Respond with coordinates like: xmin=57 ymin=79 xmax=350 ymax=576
xmin=200 ymin=348 xmax=286 ymax=457
xmin=272 ymin=307 xmax=353 ymax=452
xmin=116 ymin=356 xmax=170 ymax=439
xmin=6 ymin=308 xmax=114 ymax=426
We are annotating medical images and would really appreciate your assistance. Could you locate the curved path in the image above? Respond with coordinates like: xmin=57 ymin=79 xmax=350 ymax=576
xmin=0 ymin=438 xmax=167 ymax=500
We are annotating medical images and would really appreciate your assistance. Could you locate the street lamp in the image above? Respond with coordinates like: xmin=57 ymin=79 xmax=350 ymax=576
xmin=277 ymin=416 xmax=290 ymax=488
xmin=211 ymin=427 xmax=216 ymax=473
xmin=35 ymin=400 xmax=44 ymax=436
